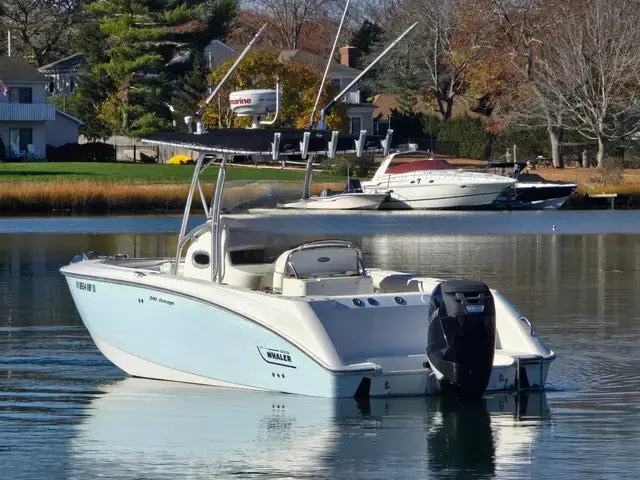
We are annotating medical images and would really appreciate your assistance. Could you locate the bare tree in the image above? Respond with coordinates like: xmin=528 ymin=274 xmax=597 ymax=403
xmin=470 ymin=0 xmax=571 ymax=168
xmin=371 ymin=0 xmax=484 ymax=120
xmin=242 ymin=0 xmax=336 ymax=49
xmin=0 ymin=0 xmax=85 ymax=66
xmin=535 ymin=0 xmax=640 ymax=166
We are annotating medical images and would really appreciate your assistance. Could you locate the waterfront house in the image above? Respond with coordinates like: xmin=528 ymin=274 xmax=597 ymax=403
xmin=0 ymin=57 xmax=84 ymax=160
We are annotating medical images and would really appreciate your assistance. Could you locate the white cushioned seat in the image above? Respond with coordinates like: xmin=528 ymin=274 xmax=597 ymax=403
xmin=273 ymin=246 xmax=361 ymax=291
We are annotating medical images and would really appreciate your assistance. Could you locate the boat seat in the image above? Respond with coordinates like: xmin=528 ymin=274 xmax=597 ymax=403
xmin=273 ymin=244 xmax=362 ymax=292
xmin=220 ymin=255 xmax=274 ymax=290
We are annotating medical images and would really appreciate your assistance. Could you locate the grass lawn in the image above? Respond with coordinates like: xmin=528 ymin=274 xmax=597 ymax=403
xmin=0 ymin=162 xmax=343 ymax=184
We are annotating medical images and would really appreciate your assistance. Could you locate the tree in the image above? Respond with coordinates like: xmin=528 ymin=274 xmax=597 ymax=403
xmin=348 ymin=20 xmax=383 ymax=61
xmin=241 ymin=0 xmax=333 ymax=49
xmin=368 ymin=0 xmax=486 ymax=121
xmin=464 ymin=0 xmax=573 ymax=168
xmin=170 ymin=54 xmax=209 ymax=131
xmin=202 ymin=50 xmax=348 ymax=131
xmin=0 ymin=0 xmax=86 ymax=66
xmin=86 ymin=0 xmax=237 ymax=137
xmin=534 ymin=0 xmax=640 ymax=166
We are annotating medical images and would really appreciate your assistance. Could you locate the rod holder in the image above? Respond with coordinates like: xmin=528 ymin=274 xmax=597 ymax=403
xmin=382 ymin=129 xmax=394 ymax=157
xmin=328 ymin=131 xmax=339 ymax=158
xmin=271 ymin=132 xmax=281 ymax=160
xmin=355 ymin=130 xmax=367 ymax=157
xmin=300 ymin=131 xmax=311 ymax=159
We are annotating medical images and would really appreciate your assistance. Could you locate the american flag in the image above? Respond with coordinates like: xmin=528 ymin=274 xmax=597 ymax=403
xmin=0 ymin=79 xmax=7 ymax=96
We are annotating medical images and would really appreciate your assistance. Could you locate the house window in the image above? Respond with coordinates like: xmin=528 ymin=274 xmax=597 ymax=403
xmin=10 ymin=128 xmax=33 ymax=152
xmin=330 ymin=78 xmax=341 ymax=90
xmin=349 ymin=116 xmax=362 ymax=134
xmin=9 ymin=87 xmax=32 ymax=104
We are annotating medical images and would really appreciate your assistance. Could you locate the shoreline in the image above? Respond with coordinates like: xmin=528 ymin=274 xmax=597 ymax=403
xmin=0 ymin=164 xmax=639 ymax=215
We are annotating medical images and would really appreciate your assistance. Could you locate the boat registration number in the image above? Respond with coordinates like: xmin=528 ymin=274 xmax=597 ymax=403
xmin=76 ymin=281 xmax=96 ymax=293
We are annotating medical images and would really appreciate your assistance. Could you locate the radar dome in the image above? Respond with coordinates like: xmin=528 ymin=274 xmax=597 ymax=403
xmin=229 ymin=89 xmax=278 ymax=116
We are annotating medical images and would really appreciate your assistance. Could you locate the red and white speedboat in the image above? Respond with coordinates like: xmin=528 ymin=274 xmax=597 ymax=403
xmin=362 ymin=152 xmax=516 ymax=209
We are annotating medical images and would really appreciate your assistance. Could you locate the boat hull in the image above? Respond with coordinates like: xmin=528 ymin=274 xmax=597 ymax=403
xmin=63 ymin=274 xmax=552 ymax=398
xmin=63 ymin=274 xmax=369 ymax=398
xmin=494 ymin=183 xmax=577 ymax=210
xmin=281 ymin=193 xmax=387 ymax=210
xmin=376 ymin=183 xmax=512 ymax=209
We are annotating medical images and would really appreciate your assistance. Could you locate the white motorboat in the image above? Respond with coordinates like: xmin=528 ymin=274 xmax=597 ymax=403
xmin=280 ymin=179 xmax=389 ymax=210
xmin=60 ymin=24 xmax=554 ymax=399
xmin=362 ymin=152 xmax=517 ymax=209
xmin=60 ymin=128 xmax=555 ymax=399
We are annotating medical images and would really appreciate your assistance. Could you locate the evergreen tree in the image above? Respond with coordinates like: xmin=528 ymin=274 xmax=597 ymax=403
xmin=80 ymin=0 xmax=237 ymax=137
xmin=170 ymin=54 xmax=209 ymax=131
xmin=87 ymin=0 xmax=170 ymax=137
xmin=349 ymin=20 xmax=383 ymax=99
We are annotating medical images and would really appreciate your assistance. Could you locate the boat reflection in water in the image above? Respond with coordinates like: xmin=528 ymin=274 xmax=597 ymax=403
xmin=69 ymin=378 xmax=550 ymax=478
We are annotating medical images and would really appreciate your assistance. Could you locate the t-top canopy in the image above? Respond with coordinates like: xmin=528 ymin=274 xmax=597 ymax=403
xmin=141 ymin=128 xmax=397 ymax=157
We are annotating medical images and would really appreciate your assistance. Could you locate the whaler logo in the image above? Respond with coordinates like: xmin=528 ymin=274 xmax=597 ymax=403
xmin=257 ymin=346 xmax=296 ymax=369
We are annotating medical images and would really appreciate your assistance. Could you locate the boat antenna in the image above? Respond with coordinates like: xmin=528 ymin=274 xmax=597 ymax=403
xmin=317 ymin=21 xmax=418 ymax=130
xmin=189 ymin=23 xmax=268 ymax=133
xmin=308 ymin=0 xmax=351 ymax=130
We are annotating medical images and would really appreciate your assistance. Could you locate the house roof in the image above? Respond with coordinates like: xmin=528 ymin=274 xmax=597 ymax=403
xmin=278 ymin=49 xmax=360 ymax=75
xmin=225 ymin=44 xmax=361 ymax=75
xmin=372 ymin=94 xmax=480 ymax=121
xmin=56 ymin=109 xmax=85 ymax=125
xmin=0 ymin=57 xmax=48 ymax=82
xmin=39 ymin=53 xmax=86 ymax=73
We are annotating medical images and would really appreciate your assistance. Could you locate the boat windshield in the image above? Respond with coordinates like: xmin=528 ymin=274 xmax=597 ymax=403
xmin=386 ymin=159 xmax=455 ymax=174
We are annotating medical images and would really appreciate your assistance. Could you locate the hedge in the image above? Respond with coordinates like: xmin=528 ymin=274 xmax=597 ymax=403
xmin=436 ymin=115 xmax=489 ymax=160
xmin=47 ymin=142 xmax=116 ymax=162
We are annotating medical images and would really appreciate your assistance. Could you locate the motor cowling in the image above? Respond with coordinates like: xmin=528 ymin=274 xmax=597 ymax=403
xmin=427 ymin=280 xmax=496 ymax=398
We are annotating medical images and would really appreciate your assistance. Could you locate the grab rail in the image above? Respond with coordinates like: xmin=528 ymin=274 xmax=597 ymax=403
xmin=519 ymin=316 xmax=536 ymax=337
xmin=283 ymin=239 xmax=366 ymax=278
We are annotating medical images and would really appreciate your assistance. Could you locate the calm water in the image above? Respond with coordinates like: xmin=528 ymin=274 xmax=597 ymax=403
xmin=1 ymin=211 xmax=640 ymax=479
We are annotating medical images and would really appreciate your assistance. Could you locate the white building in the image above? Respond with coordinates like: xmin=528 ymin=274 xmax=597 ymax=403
xmin=206 ymin=41 xmax=376 ymax=134
xmin=0 ymin=57 xmax=84 ymax=160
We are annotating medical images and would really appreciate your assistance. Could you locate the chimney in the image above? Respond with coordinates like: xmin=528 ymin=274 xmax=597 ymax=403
xmin=340 ymin=46 xmax=359 ymax=69
xmin=7 ymin=30 xmax=12 ymax=57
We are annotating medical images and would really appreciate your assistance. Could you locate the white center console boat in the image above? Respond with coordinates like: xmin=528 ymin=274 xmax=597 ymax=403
xmin=60 ymin=128 xmax=555 ymax=399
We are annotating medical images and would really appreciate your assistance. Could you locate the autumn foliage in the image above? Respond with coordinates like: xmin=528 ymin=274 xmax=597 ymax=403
xmin=203 ymin=51 xmax=348 ymax=131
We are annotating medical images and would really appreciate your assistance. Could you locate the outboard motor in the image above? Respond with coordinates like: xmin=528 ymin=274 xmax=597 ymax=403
xmin=427 ymin=280 xmax=496 ymax=398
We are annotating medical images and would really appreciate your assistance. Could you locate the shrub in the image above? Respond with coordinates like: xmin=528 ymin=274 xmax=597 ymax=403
xmin=598 ymin=156 xmax=623 ymax=184
xmin=437 ymin=115 xmax=489 ymax=160
xmin=321 ymin=154 xmax=374 ymax=178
